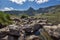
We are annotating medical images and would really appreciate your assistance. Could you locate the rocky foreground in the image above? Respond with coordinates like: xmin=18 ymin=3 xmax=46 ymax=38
xmin=0 ymin=17 xmax=60 ymax=40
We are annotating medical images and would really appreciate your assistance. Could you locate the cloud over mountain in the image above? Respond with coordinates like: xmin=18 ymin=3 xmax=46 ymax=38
xmin=10 ymin=0 xmax=26 ymax=4
xmin=0 ymin=7 xmax=14 ymax=11
xmin=10 ymin=0 xmax=49 ymax=4
xmin=35 ymin=0 xmax=49 ymax=4
xmin=0 ymin=0 xmax=60 ymax=11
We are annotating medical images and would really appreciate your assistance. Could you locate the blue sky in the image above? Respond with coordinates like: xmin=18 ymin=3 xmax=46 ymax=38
xmin=0 ymin=0 xmax=60 ymax=11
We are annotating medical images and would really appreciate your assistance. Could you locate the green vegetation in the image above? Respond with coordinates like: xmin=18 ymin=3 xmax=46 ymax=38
xmin=34 ymin=12 xmax=60 ymax=25
xmin=20 ymin=14 xmax=29 ymax=18
xmin=0 ymin=11 xmax=12 ymax=26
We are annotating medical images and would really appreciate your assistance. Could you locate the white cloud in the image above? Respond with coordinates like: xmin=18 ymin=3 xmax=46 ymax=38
xmin=9 ymin=0 xmax=49 ymax=4
xmin=10 ymin=0 xmax=26 ymax=4
xmin=0 ymin=7 xmax=14 ymax=11
xmin=28 ymin=0 xmax=34 ymax=2
xmin=35 ymin=0 xmax=49 ymax=4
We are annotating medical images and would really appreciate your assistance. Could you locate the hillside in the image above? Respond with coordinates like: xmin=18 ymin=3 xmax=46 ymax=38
xmin=34 ymin=5 xmax=60 ymax=24
xmin=0 ymin=12 xmax=12 ymax=28
xmin=0 ymin=5 xmax=60 ymax=25
xmin=3 ymin=5 xmax=60 ymax=16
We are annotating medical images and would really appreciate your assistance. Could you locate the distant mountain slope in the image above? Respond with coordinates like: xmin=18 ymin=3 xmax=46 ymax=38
xmin=4 ymin=5 xmax=60 ymax=15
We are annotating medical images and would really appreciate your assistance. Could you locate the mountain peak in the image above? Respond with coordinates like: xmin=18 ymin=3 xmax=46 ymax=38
xmin=28 ymin=7 xmax=35 ymax=10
